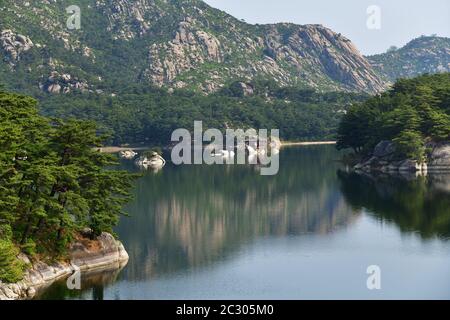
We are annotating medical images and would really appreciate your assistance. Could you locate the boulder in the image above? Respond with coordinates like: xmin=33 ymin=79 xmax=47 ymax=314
xmin=119 ymin=150 xmax=137 ymax=159
xmin=0 ymin=30 xmax=33 ymax=65
xmin=373 ymin=140 xmax=396 ymax=159
xmin=47 ymin=83 xmax=61 ymax=94
xmin=428 ymin=143 xmax=450 ymax=170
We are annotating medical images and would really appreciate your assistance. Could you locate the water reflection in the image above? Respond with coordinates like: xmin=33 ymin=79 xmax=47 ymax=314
xmin=118 ymin=146 xmax=358 ymax=281
xmin=337 ymin=170 xmax=450 ymax=240
xmin=38 ymin=146 xmax=450 ymax=299
xmin=36 ymin=265 xmax=125 ymax=300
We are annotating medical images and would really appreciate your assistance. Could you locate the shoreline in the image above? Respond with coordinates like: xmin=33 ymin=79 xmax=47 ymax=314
xmin=98 ymin=146 xmax=150 ymax=154
xmin=280 ymin=141 xmax=336 ymax=147
xmin=0 ymin=232 xmax=129 ymax=300
xmin=98 ymin=141 xmax=337 ymax=153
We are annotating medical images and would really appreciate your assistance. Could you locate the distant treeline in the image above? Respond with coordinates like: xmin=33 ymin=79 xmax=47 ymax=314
xmin=36 ymin=80 xmax=368 ymax=146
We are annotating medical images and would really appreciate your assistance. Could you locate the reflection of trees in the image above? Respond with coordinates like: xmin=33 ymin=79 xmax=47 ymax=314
xmin=337 ymin=170 xmax=450 ymax=239
xmin=117 ymin=146 xmax=358 ymax=280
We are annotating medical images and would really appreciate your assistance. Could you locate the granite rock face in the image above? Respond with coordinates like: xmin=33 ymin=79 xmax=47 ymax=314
xmin=354 ymin=140 xmax=450 ymax=174
xmin=0 ymin=30 xmax=33 ymax=66
xmin=143 ymin=20 xmax=387 ymax=93
xmin=0 ymin=0 xmax=389 ymax=94
xmin=428 ymin=142 xmax=450 ymax=170
xmin=0 ymin=232 xmax=128 ymax=300
xmin=373 ymin=140 xmax=396 ymax=159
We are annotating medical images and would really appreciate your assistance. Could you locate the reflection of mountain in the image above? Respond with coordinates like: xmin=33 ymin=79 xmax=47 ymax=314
xmin=338 ymin=171 xmax=450 ymax=239
xmin=117 ymin=146 xmax=358 ymax=280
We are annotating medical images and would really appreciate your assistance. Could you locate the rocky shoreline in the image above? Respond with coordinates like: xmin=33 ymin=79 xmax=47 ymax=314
xmin=0 ymin=232 xmax=128 ymax=300
xmin=353 ymin=140 xmax=450 ymax=174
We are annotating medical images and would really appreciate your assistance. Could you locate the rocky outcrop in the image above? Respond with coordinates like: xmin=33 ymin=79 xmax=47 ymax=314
xmin=428 ymin=142 xmax=450 ymax=171
xmin=143 ymin=19 xmax=387 ymax=93
xmin=143 ymin=18 xmax=223 ymax=87
xmin=0 ymin=0 xmax=394 ymax=94
xmin=354 ymin=140 xmax=450 ymax=174
xmin=0 ymin=30 xmax=33 ymax=66
xmin=368 ymin=36 xmax=450 ymax=82
xmin=0 ymin=232 xmax=128 ymax=300
xmin=261 ymin=24 xmax=386 ymax=93
xmin=41 ymin=71 xmax=89 ymax=94
xmin=96 ymin=0 xmax=155 ymax=39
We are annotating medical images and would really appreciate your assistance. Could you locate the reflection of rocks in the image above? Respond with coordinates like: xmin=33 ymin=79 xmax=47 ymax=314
xmin=429 ymin=174 xmax=450 ymax=193
xmin=33 ymin=263 xmax=125 ymax=300
xmin=338 ymin=170 xmax=450 ymax=239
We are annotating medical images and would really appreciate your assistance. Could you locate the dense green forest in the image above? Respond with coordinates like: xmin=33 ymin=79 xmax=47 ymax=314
xmin=337 ymin=73 xmax=450 ymax=161
xmin=35 ymin=80 xmax=367 ymax=146
xmin=0 ymin=90 xmax=136 ymax=282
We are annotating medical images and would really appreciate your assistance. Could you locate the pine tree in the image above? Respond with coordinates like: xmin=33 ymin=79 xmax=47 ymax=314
xmin=0 ymin=91 xmax=137 ymax=263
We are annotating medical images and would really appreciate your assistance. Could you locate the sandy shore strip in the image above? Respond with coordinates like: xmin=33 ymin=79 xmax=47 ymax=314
xmin=98 ymin=141 xmax=336 ymax=153
xmin=281 ymin=141 xmax=336 ymax=147
xmin=97 ymin=146 xmax=150 ymax=153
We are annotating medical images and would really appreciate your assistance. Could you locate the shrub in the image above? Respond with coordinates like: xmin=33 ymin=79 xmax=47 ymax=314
xmin=0 ymin=239 xmax=25 ymax=283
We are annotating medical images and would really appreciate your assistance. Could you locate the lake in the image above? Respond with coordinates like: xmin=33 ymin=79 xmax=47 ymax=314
xmin=38 ymin=145 xmax=450 ymax=299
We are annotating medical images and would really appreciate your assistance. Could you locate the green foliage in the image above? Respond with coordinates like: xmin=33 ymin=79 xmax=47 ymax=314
xmin=0 ymin=91 xmax=137 ymax=265
xmin=393 ymin=130 xmax=426 ymax=162
xmin=38 ymin=80 xmax=367 ymax=145
xmin=0 ymin=239 xmax=25 ymax=283
xmin=337 ymin=73 xmax=450 ymax=161
xmin=336 ymin=104 xmax=379 ymax=153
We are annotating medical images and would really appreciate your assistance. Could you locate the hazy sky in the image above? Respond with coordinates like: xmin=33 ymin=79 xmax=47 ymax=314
xmin=204 ymin=0 xmax=450 ymax=55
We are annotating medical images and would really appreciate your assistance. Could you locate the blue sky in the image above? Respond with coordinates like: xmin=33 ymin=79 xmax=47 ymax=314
xmin=204 ymin=0 xmax=450 ymax=55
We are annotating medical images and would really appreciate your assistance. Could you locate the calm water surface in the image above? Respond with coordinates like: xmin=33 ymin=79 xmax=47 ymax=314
xmin=39 ymin=146 xmax=450 ymax=299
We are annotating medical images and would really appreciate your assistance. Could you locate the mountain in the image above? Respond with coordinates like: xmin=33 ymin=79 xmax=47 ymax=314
xmin=367 ymin=36 xmax=450 ymax=82
xmin=0 ymin=0 xmax=386 ymax=95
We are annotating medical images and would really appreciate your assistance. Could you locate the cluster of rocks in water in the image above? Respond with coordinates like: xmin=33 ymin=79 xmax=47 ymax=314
xmin=354 ymin=140 xmax=450 ymax=174
xmin=119 ymin=150 xmax=166 ymax=170
xmin=0 ymin=232 xmax=128 ymax=300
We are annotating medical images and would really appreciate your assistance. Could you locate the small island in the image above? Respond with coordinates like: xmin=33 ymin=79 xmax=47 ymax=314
xmin=0 ymin=91 xmax=136 ymax=299
xmin=337 ymin=73 xmax=450 ymax=175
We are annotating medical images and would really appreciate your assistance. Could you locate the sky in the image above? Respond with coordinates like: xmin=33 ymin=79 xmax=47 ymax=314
xmin=203 ymin=0 xmax=450 ymax=55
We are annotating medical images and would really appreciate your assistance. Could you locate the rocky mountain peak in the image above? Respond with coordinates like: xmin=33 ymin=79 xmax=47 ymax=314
xmin=2 ymin=0 xmax=444 ymax=95
xmin=367 ymin=36 xmax=450 ymax=82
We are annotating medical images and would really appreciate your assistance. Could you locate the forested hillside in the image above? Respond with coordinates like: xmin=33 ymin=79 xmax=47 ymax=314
xmin=38 ymin=80 xmax=368 ymax=145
